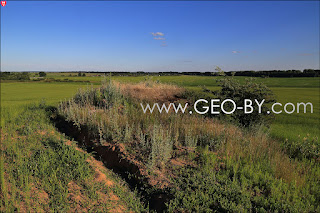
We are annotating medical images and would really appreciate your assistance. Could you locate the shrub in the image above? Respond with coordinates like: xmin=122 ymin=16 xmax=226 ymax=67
xmin=282 ymin=135 xmax=320 ymax=160
xmin=149 ymin=124 xmax=173 ymax=169
xmin=39 ymin=71 xmax=46 ymax=77
xmin=168 ymin=150 xmax=318 ymax=212
xmin=207 ymin=77 xmax=276 ymax=128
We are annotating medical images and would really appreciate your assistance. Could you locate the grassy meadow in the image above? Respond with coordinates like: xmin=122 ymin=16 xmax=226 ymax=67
xmin=1 ymin=73 xmax=319 ymax=212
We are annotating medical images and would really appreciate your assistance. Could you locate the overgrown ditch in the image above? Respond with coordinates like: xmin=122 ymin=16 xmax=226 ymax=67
xmin=46 ymin=106 xmax=172 ymax=212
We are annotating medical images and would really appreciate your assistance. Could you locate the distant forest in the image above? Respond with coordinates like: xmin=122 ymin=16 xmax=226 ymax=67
xmin=106 ymin=69 xmax=320 ymax=77
xmin=0 ymin=69 xmax=319 ymax=80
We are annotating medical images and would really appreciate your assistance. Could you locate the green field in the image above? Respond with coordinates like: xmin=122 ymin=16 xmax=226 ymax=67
xmin=33 ymin=72 xmax=320 ymax=87
xmin=1 ymin=82 xmax=96 ymax=107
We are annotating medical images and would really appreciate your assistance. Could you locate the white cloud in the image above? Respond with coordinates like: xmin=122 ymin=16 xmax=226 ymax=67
xmin=232 ymin=51 xmax=240 ymax=54
xmin=151 ymin=32 xmax=164 ymax=36
xmin=151 ymin=32 xmax=167 ymax=46
xmin=153 ymin=37 xmax=165 ymax=40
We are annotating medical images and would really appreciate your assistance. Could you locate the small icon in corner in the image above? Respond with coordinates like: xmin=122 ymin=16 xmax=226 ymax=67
xmin=1 ymin=0 xmax=6 ymax=7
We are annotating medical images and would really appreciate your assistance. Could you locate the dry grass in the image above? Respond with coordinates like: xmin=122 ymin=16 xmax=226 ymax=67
xmin=220 ymin=129 xmax=306 ymax=185
xmin=114 ymin=81 xmax=184 ymax=102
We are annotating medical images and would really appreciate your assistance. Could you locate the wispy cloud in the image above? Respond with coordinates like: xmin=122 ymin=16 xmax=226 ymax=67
xmin=232 ymin=51 xmax=240 ymax=54
xmin=153 ymin=37 xmax=165 ymax=40
xmin=151 ymin=32 xmax=167 ymax=46
xmin=161 ymin=41 xmax=168 ymax=47
xmin=151 ymin=32 xmax=164 ymax=36
xmin=298 ymin=53 xmax=314 ymax=56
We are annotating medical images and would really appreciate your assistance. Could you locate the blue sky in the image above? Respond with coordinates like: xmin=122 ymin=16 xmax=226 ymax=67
xmin=1 ymin=1 xmax=319 ymax=72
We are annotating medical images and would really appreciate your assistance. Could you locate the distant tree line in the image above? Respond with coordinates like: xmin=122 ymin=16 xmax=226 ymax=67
xmin=86 ymin=69 xmax=319 ymax=77
xmin=0 ymin=72 xmax=30 ymax=80
xmin=178 ymin=69 xmax=319 ymax=77
xmin=85 ymin=71 xmax=181 ymax=76
xmin=230 ymin=69 xmax=319 ymax=77
xmin=1 ymin=69 xmax=319 ymax=80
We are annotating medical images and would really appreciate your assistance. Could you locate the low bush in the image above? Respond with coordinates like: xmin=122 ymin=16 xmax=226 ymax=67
xmin=205 ymin=77 xmax=276 ymax=127
xmin=169 ymin=149 xmax=320 ymax=212
xmin=282 ymin=135 xmax=319 ymax=160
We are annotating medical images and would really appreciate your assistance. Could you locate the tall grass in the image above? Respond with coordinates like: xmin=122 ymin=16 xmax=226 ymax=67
xmin=59 ymin=80 xmax=228 ymax=167
xmin=58 ymin=79 xmax=320 ymax=211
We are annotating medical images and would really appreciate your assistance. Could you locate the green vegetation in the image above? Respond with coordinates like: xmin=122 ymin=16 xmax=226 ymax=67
xmin=1 ymin=72 xmax=319 ymax=212
xmin=169 ymin=148 xmax=320 ymax=212
xmin=39 ymin=72 xmax=46 ymax=77
xmin=0 ymin=72 xmax=30 ymax=81
xmin=1 ymin=82 xmax=99 ymax=108
xmin=1 ymin=104 xmax=146 ymax=212
xmin=110 ymin=75 xmax=319 ymax=88
xmin=204 ymin=78 xmax=276 ymax=127
xmin=108 ymin=75 xmax=319 ymax=147
xmin=58 ymin=81 xmax=185 ymax=168
xmin=58 ymin=78 xmax=319 ymax=212
xmin=270 ymin=87 xmax=319 ymax=140
xmin=0 ymin=81 xmax=146 ymax=211
xmin=40 ymin=73 xmax=320 ymax=88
